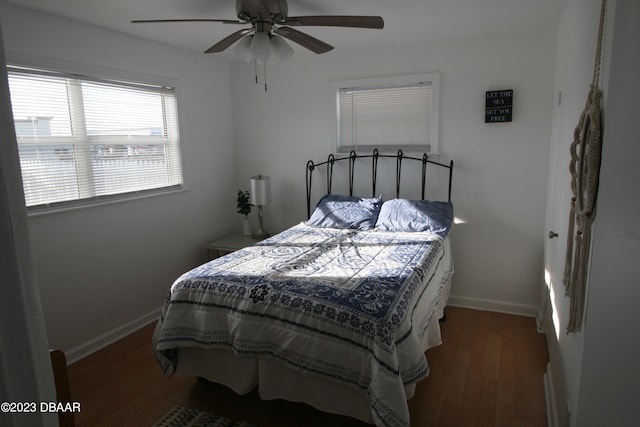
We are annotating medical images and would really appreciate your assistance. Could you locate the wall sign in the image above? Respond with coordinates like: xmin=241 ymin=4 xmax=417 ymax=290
xmin=485 ymin=89 xmax=513 ymax=123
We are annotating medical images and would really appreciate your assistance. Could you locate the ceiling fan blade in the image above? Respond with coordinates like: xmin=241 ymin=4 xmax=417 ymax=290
xmin=284 ymin=16 xmax=384 ymax=29
xmin=131 ymin=18 xmax=243 ymax=24
xmin=204 ymin=28 xmax=254 ymax=53
xmin=273 ymin=26 xmax=333 ymax=54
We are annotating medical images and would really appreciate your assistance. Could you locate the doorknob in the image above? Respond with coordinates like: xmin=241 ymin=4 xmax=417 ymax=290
xmin=548 ymin=231 xmax=559 ymax=239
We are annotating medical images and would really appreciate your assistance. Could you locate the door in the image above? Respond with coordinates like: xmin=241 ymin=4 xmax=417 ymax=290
xmin=542 ymin=89 xmax=573 ymax=425
xmin=542 ymin=16 xmax=597 ymax=424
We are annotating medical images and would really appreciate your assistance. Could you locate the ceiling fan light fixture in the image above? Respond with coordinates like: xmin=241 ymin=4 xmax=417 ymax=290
xmin=233 ymin=35 xmax=254 ymax=62
xmin=268 ymin=35 xmax=294 ymax=63
xmin=250 ymin=32 xmax=271 ymax=63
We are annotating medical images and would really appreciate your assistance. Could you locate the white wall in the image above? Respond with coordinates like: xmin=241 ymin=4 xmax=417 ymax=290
xmin=0 ymin=4 xmax=237 ymax=360
xmin=231 ymin=28 xmax=557 ymax=314
xmin=575 ymin=0 xmax=640 ymax=425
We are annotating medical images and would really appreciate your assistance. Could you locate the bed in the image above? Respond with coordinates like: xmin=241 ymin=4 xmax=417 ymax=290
xmin=153 ymin=150 xmax=454 ymax=427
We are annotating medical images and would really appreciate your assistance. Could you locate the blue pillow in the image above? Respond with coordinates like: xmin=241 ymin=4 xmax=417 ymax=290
xmin=375 ymin=199 xmax=454 ymax=237
xmin=307 ymin=194 xmax=383 ymax=230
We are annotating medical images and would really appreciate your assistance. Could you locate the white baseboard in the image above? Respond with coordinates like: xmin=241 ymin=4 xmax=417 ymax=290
xmin=65 ymin=309 xmax=160 ymax=364
xmin=447 ymin=294 xmax=539 ymax=318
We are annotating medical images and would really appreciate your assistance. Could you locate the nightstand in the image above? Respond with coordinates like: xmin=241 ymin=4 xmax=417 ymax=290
xmin=206 ymin=234 xmax=261 ymax=260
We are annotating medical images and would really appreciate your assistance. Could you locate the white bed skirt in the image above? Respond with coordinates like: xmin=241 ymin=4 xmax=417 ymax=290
xmin=174 ymin=276 xmax=451 ymax=424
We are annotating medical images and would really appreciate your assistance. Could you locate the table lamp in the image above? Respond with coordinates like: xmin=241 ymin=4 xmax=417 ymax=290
xmin=250 ymin=174 xmax=271 ymax=239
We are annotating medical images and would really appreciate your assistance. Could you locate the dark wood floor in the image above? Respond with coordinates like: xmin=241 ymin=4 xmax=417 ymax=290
xmin=66 ymin=306 xmax=548 ymax=427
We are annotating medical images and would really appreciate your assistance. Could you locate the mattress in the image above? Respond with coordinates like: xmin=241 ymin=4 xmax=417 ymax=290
xmin=153 ymin=222 xmax=453 ymax=427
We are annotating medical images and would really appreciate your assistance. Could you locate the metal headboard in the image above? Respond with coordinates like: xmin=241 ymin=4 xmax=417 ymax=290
xmin=305 ymin=149 xmax=454 ymax=218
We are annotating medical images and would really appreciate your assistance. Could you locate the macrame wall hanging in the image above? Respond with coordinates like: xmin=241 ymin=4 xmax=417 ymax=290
xmin=562 ymin=0 xmax=607 ymax=333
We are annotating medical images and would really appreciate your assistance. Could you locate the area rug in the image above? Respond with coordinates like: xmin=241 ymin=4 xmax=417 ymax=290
xmin=153 ymin=406 xmax=257 ymax=427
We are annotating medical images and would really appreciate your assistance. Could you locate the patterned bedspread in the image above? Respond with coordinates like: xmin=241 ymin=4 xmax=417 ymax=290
xmin=153 ymin=223 xmax=453 ymax=427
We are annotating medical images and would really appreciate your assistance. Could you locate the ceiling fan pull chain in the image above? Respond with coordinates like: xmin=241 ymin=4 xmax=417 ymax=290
xmin=254 ymin=60 xmax=259 ymax=84
xmin=264 ymin=62 xmax=268 ymax=92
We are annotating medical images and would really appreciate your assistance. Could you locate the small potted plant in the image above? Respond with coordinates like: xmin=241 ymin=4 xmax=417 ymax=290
xmin=237 ymin=190 xmax=252 ymax=236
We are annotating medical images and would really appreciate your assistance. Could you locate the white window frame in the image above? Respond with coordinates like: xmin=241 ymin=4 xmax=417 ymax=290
xmin=330 ymin=72 xmax=440 ymax=154
xmin=6 ymin=60 xmax=184 ymax=213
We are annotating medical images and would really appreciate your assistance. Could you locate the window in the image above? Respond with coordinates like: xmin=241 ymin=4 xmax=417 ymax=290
xmin=7 ymin=66 xmax=182 ymax=209
xmin=332 ymin=73 xmax=439 ymax=154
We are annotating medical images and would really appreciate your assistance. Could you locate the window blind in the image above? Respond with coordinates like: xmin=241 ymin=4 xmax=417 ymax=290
xmin=337 ymin=80 xmax=435 ymax=152
xmin=7 ymin=67 xmax=182 ymax=208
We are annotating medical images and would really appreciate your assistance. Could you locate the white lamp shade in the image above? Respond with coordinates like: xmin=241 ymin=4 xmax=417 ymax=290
xmin=250 ymin=175 xmax=271 ymax=206
xmin=250 ymin=32 xmax=271 ymax=63
xmin=233 ymin=35 xmax=254 ymax=62
xmin=267 ymin=35 xmax=294 ymax=64
xmin=233 ymin=33 xmax=294 ymax=65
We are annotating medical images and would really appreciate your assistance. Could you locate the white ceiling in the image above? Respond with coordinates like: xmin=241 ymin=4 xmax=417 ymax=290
xmin=3 ymin=0 xmax=565 ymax=60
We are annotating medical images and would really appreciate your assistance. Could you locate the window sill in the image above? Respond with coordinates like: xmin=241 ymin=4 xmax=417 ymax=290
xmin=26 ymin=185 xmax=189 ymax=218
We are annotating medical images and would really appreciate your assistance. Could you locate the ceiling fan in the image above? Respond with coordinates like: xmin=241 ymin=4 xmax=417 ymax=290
xmin=132 ymin=0 xmax=384 ymax=58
